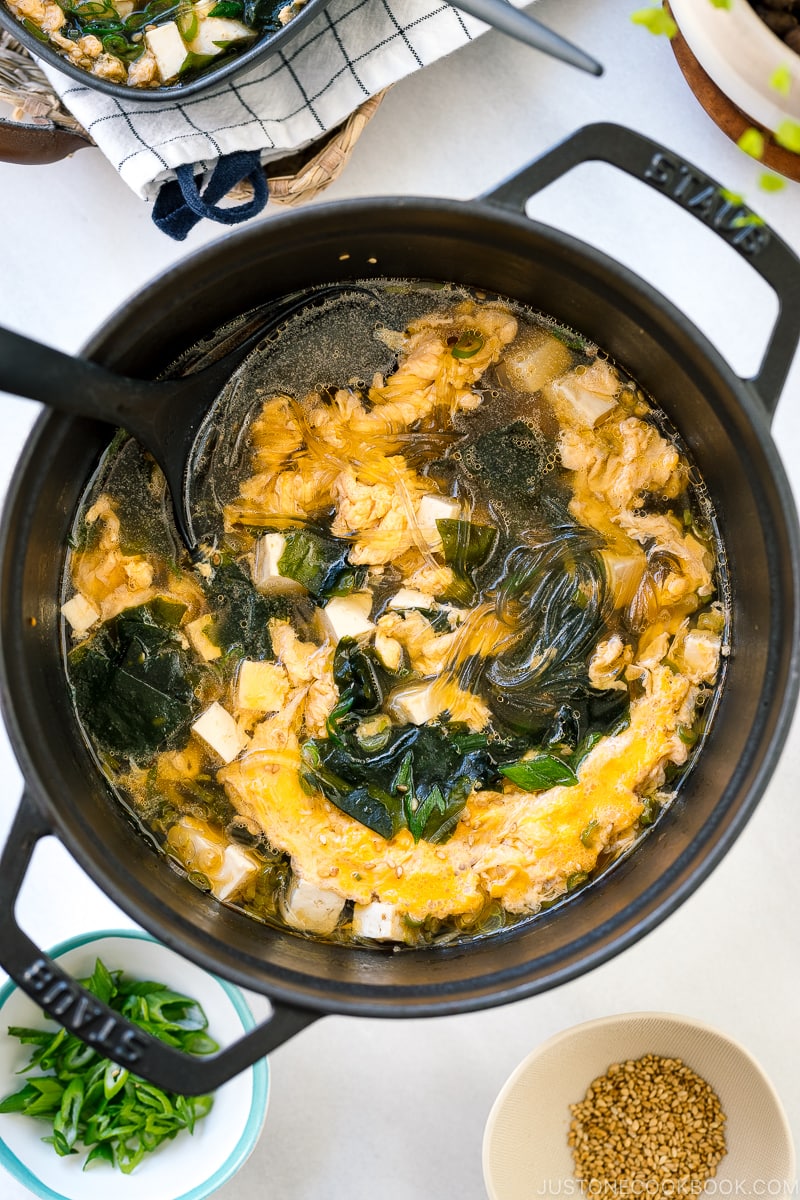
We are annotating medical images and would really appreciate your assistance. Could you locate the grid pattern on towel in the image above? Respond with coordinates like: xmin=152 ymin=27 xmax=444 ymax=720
xmin=41 ymin=0 xmax=519 ymax=200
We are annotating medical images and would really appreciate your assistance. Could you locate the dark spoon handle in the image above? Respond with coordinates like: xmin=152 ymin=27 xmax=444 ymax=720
xmin=0 ymin=325 xmax=159 ymax=439
xmin=0 ymin=282 xmax=381 ymax=448
xmin=450 ymin=0 xmax=602 ymax=75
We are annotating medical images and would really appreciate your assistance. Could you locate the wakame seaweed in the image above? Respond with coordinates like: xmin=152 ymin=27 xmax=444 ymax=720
xmin=68 ymin=601 xmax=199 ymax=761
xmin=333 ymin=638 xmax=400 ymax=716
xmin=278 ymin=529 xmax=354 ymax=598
xmin=436 ymin=518 xmax=497 ymax=604
xmin=463 ymin=420 xmax=545 ymax=511
xmin=242 ymin=0 xmax=283 ymax=28
xmin=203 ymin=560 xmax=289 ymax=659
xmin=303 ymin=723 xmax=498 ymax=843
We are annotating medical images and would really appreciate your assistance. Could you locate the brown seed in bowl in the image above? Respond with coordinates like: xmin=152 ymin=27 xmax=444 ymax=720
xmin=568 ymin=1053 xmax=727 ymax=1191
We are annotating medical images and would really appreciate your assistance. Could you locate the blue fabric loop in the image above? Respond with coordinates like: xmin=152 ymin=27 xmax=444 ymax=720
xmin=152 ymin=150 xmax=269 ymax=240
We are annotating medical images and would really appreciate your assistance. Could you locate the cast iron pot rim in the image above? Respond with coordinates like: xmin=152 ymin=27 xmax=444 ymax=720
xmin=2 ymin=193 xmax=799 ymax=1018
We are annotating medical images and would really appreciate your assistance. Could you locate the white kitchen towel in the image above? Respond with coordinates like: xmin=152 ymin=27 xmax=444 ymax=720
xmin=42 ymin=0 xmax=526 ymax=200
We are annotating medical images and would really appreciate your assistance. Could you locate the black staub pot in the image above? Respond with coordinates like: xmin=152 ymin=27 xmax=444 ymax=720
xmin=1 ymin=125 xmax=799 ymax=1094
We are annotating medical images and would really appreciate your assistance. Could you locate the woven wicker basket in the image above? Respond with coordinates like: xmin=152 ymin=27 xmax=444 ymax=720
xmin=0 ymin=29 xmax=384 ymax=202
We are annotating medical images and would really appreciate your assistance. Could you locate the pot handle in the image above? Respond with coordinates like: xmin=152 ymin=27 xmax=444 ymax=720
xmin=0 ymin=793 xmax=319 ymax=1095
xmin=480 ymin=122 xmax=800 ymax=417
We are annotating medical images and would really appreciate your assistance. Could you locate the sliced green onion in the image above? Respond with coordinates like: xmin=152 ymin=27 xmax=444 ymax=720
xmin=775 ymin=119 xmax=800 ymax=155
xmin=21 ymin=17 xmax=50 ymax=40
xmin=450 ymin=330 xmax=484 ymax=359
xmin=102 ymin=31 xmax=143 ymax=59
xmin=0 ymin=959 xmax=216 ymax=1173
xmin=580 ymin=819 xmax=598 ymax=848
xmin=71 ymin=0 xmax=118 ymax=16
xmin=178 ymin=50 xmax=218 ymax=76
xmin=630 ymin=7 xmax=677 ymax=37
xmin=103 ymin=1064 xmax=129 ymax=1101
xmin=176 ymin=5 xmax=198 ymax=39
xmin=639 ymin=795 xmax=660 ymax=827
xmin=769 ymin=64 xmax=792 ymax=98
xmin=355 ymin=715 xmax=392 ymax=754
xmin=566 ymin=870 xmax=590 ymax=891
xmin=500 ymin=753 xmax=578 ymax=792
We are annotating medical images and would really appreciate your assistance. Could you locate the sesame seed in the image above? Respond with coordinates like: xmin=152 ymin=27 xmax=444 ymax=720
xmin=567 ymin=1053 xmax=726 ymax=1193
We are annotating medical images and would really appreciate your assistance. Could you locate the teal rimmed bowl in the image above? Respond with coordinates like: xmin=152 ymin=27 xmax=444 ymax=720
xmin=0 ymin=930 xmax=269 ymax=1200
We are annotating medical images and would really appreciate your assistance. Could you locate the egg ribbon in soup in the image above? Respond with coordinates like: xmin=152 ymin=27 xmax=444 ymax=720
xmin=61 ymin=287 xmax=727 ymax=947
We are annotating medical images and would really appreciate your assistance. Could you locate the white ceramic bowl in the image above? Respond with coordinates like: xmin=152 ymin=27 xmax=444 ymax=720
xmin=483 ymin=1011 xmax=796 ymax=1200
xmin=0 ymin=930 xmax=269 ymax=1200
xmin=670 ymin=0 xmax=800 ymax=135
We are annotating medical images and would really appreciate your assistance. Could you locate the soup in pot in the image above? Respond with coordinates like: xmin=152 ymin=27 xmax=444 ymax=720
xmin=61 ymin=284 xmax=728 ymax=947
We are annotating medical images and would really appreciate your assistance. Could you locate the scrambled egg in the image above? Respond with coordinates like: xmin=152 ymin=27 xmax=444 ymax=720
xmin=220 ymin=658 xmax=697 ymax=921
xmin=561 ymin=414 xmax=715 ymax=632
xmin=66 ymin=296 xmax=725 ymax=943
xmin=218 ymin=308 xmax=721 ymax=931
xmin=70 ymin=496 xmax=204 ymax=624
xmin=224 ymin=300 xmax=518 ymax=569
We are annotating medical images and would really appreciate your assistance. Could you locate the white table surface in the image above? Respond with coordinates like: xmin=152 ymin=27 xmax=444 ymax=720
xmin=1 ymin=1 xmax=799 ymax=1196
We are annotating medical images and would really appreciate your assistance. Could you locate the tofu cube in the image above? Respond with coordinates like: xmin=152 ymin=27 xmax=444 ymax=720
xmin=500 ymin=328 xmax=573 ymax=394
xmin=253 ymin=532 xmax=284 ymax=586
xmin=186 ymin=614 xmax=221 ymax=662
xmin=188 ymin=15 xmax=254 ymax=55
xmin=554 ymin=383 xmax=617 ymax=428
xmin=388 ymin=588 xmax=435 ymax=610
xmin=61 ymin=593 xmax=100 ymax=636
xmin=322 ymin=592 xmax=375 ymax=642
xmin=169 ymin=817 xmax=258 ymax=902
xmin=253 ymin=533 xmax=302 ymax=594
xmin=388 ymin=683 xmax=439 ymax=726
xmin=374 ymin=632 xmax=403 ymax=672
xmin=682 ymin=630 xmax=722 ymax=685
xmin=145 ymin=21 xmax=189 ymax=82
xmin=214 ymin=843 xmax=260 ymax=902
xmin=417 ymin=494 xmax=461 ymax=549
xmin=236 ymin=660 xmax=289 ymax=714
xmin=192 ymin=701 xmax=248 ymax=764
xmin=352 ymin=901 xmax=408 ymax=942
xmin=545 ymin=361 xmax=620 ymax=430
xmin=281 ymin=877 xmax=346 ymax=935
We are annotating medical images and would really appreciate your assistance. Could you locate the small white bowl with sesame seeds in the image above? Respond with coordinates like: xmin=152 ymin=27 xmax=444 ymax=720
xmin=482 ymin=1011 xmax=795 ymax=1200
